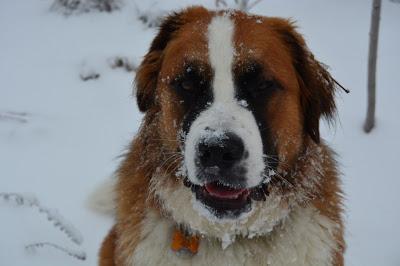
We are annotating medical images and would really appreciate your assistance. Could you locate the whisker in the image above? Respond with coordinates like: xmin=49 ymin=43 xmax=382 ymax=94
xmin=161 ymin=151 xmax=183 ymax=156
xmin=263 ymin=154 xmax=290 ymax=167
xmin=159 ymin=154 xmax=182 ymax=170
xmin=265 ymin=170 xmax=314 ymax=202
xmin=163 ymin=156 xmax=183 ymax=177
xmin=151 ymin=138 xmax=179 ymax=142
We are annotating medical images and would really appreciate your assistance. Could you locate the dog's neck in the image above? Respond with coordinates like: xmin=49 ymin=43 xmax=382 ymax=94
xmin=127 ymin=142 xmax=340 ymax=265
xmin=150 ymin=140 xmax=330 ymax=239
xmin=129 ymin=205 xmax=339 ymax=266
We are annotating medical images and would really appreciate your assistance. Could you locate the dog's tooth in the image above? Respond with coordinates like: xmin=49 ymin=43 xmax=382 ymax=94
xmin=183 ymin=178 xmax=192 ymax=188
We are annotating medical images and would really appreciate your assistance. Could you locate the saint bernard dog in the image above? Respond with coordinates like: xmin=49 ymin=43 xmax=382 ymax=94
xmin=98 ymin=6 xmax=345 ymax=266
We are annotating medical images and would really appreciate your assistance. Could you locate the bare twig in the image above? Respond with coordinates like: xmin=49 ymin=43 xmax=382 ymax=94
xmin=51 ymin=0 xmax=121 ymax=16
xmin=215 ymin=0 xmax=228 ymax=8
xmin=364 ymin=0 xmax=382 ymax=133
xmin=333 ymin=78 xmax=350 ymax=94
xmin=218 ymin=0 xmax=263 ymax=11
xmin=247 ymin=0 xmax=263 ymax=11
xmin=133 ymin=3 xmax=165 ymax=28
xmin=80 ymin=72 xmax=100 ymax=81
xmin=108 ymin=56 xmax=137 ymax=72
xmin=26 ymin=242 xmax=86 ymax=261
xmin=0 ymin=193 xmax=83 ymax=245
xmin=0 ymin=111 xmax=29 ymax=123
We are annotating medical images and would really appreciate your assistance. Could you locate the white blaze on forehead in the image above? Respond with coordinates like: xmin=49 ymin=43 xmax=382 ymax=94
xmin=184 ymin=14 xmax=266 ymax=188
xmin=207 ymin=15 xmax=235 ymax=102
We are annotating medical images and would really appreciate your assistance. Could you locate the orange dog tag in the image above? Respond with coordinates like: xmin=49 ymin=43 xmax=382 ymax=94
xmin=171 ymin=228 xmax=200 ymax=255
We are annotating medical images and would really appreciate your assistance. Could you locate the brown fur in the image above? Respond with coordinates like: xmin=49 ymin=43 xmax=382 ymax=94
xmin=99 ymin=226 xmax=117 ymax=266
xmin=99 ymin=7 xmax=344 ymax=265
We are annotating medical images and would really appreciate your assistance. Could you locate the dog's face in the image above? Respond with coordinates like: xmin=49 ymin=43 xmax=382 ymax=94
xmin=135 ymin=7 xmax=336 ymax=236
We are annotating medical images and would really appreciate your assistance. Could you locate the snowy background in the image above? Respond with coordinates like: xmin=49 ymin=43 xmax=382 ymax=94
xmin=1 ymin=0 xmax=399 ymax=265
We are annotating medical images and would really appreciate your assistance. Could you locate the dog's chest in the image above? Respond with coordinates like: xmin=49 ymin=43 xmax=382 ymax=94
xmin=129 ymin=208 xmax=338 ymax=266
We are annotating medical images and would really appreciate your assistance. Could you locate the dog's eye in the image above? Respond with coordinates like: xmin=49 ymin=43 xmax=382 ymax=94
xmin=176 ymin=76 xmax=206 ymax=93
xmin=257 ymin=79 xmax=275 ymax=91
xmin=243 ymin=78 xmax=278 ymax=98
xmin=171 ymin=65 xmax=210 ymax=100
xmin=180 ymin=80 xmax=193 ymax=91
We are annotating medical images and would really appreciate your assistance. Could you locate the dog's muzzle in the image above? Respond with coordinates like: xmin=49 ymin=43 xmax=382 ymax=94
xmin=183 ymin=131 xmax=269 ymax=218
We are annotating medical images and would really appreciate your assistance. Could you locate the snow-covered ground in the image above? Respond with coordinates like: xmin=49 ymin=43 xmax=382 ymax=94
xmin=0 ymin=0 xmax=399 ymax=265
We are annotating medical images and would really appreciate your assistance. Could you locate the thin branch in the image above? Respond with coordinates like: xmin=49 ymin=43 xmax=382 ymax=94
xmin=215 ymin=0 xmax=228 ymax=8
xmin=247 ymin=0 xmax=263 ymax=11
xmin=236 ymin=0 xmax=248 ymax=10
xmin=0 ymin=193 xmax=83 ymax=245
xmin=215 ymin=0 xmax=263 ymax=12
xmin=26 ymin=242 xmax=86 ymax=261
xmin=0 ymin=112 xmax=29 ymax=123
xmin=364 ymin=0 xmax=382 ymax=133
xmin=333 ymin=78 xmax=350 ymax=94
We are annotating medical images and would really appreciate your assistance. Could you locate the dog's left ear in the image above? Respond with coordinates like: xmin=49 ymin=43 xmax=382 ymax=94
xmin=135 ymin=6 xmax=209 ymax=112
xmin=274 ymin=20 xmax=337 ymax=143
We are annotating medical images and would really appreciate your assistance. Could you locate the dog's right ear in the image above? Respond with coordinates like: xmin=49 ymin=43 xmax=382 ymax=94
xmin=135 ymin=7 xmax=208 ymax=112
xmin=135 ymin=11 xmax=184 ymax=112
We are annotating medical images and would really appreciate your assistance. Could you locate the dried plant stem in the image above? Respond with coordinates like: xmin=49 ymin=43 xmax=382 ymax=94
xmin=364 ymin=0 xmax=382 ymax=133
xmin=26 ymin=242 xmax=86 ymax=261
xmin=0 ymin=193 xmax=83 ymax=245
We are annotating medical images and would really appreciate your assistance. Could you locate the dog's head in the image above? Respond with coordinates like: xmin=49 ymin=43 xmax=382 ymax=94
xmin=135 ymin=7 xmax=337 ymax=238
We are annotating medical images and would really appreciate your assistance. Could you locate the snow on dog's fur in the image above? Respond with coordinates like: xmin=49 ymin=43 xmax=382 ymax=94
xmin=97 ymin=6 xmax=345 ymax=266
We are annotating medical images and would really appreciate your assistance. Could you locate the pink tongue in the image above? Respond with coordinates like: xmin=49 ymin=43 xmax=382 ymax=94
xmin=205 ymin=182 xmax=247 ymax=199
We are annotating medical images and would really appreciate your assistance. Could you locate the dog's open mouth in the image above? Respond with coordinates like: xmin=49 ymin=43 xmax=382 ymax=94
xmin=183 ymin=178 xmax=269 ymax=218
xmin=205 ymin=182 xmax=249 ymax=199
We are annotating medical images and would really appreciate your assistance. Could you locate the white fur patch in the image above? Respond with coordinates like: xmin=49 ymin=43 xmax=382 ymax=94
xmin=129 ymin=207 xmax=339 ymax=266
xmin=184 ymin=14 xmax=265 ymax=188
xmin=151 ymin=136 xmax=332 ymax=250
xmin=208 ymin=15 xmax=235 ymax=101
xmin=150 ymin=172 xmax=289 ymax=244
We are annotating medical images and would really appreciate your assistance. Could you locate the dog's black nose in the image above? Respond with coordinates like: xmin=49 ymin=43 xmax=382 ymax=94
xmin=198 ymin=133 xmax=244 ymax=170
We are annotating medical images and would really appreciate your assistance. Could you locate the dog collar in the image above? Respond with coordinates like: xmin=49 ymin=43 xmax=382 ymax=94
xmin=171 ymin=227 xmax=200 ymax=256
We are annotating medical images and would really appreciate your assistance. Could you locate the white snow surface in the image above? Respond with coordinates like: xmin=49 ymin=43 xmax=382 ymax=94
xmin=0 ymin=0 xmax=399 ymax=265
